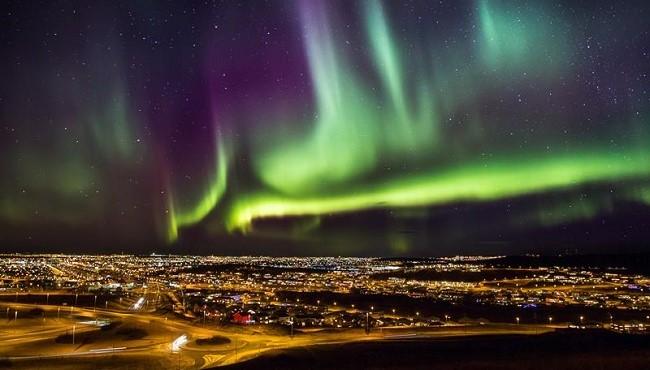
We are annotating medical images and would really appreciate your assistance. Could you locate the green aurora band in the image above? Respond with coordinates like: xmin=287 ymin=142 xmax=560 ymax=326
xmin=252 ymin=0 xmax=439 ymax=195
xmin=2 ymin=0 xmax=648 ymax=249
xmin=166 ymin=134 xmax=229 ymax=242
xmin=228 ymin=148 xmax=650 ymax=231
xmin=162 ymin=0 xmax=650 ymax=240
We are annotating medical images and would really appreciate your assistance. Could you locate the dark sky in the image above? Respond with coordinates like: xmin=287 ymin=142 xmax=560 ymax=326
xmin=1 ymin=0 xmax=649 ymax=256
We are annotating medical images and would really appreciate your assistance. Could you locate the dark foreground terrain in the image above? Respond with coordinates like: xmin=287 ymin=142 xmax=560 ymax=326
xmin=221 ymin=331 xmax=650 ymax=370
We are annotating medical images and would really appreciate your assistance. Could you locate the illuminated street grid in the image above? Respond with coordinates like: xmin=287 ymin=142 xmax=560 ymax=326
xmin=1 ymin=254 xmax=649 ymax=324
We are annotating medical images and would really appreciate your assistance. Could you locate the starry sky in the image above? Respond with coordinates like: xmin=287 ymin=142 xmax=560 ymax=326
xmin=1 ymin=0 xmax=649 ymax=256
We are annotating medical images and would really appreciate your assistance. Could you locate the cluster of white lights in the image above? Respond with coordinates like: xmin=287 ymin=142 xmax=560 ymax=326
xmin=171 ymin=334 xmax=188 ymax=352
xmin=131 ymin=297 xmax=145 ymax=310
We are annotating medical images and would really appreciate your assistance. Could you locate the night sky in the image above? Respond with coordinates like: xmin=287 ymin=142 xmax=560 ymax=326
xmin=1 ymin=0 xmax=649 ymax=255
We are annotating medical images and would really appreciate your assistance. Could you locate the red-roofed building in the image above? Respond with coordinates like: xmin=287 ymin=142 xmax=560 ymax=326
xmin=232 ymin=312 xmax=252 ymax=325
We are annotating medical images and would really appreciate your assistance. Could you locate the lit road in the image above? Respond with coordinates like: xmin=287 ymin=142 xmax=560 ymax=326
xmin=0 ymin=297 xmax=557 ymax=369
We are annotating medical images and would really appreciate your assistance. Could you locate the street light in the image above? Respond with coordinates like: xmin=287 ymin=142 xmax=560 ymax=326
xmin=579 ymin=315 xmax=584 ymax=323
xmin=515 ymin=317 xmax=520 ymax=325
xmin=548 ymin=316 xmax=553 ymax=325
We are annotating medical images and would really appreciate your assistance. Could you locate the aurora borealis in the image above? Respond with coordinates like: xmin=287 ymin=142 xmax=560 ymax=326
xmin=1 ymin=0 xmax=649 ymax=255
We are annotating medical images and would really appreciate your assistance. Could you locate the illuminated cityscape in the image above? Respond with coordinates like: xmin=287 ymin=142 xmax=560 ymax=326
xmin=0 ymin=254 xmax=649 ymax=368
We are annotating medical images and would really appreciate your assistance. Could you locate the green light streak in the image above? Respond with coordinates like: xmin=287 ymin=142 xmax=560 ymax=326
xmin=167 ymin=135 xmax=229 ymax=241
xmin=252 ymin=2 xmax=379 ymax=194
xmin=164 ymin=192 xmax=179 ymax=244
xmin=90 ymin=90 xmax=139 ymax=161
xmin=253 ymin=1 xmax=439 ymax=195
xmin=366 ymin=0 xmax=407 ymax=122
xmin=229 ymin=148 xmax=650 ymax=231
xmin=477 ymin=0 xmax=567 ymax=73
